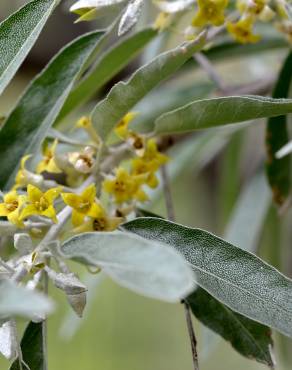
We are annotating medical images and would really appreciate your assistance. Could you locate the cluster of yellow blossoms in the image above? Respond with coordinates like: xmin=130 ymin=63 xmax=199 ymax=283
xmin=0 ymin=113 xmax=168 ymax=235
xmin=155 ymin=0 xmax=292 ymax=44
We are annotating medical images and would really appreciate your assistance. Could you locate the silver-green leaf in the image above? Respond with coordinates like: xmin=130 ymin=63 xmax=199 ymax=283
xmin=155 ymin=95 xmax=292 ymax=135
xmin=91 ymin=32 xmax=206 ymax=140
xmin=61 ymin=231 xmax=196 ymax=302
xmin=0 ymin=279 xmax=54 ymax=320
xmin=0 ymin=30 xmax=104 ymax=190
xmin=122 ymin=217 xmax=292 ymax=338
xmin=0 ymin=0 xmax=59 ymax=96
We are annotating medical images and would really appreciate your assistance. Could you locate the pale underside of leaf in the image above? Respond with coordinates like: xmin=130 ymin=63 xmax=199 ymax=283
xmin=70 ymin=0 xmax=126 ymax=12
xmin=0 ymin=279 xmax=53 ymax=320
xmin=61 ymin=231 xmax=196 ymax=302
xmin=154 ymin=0 xmax=196 ymax=13
xmin=118 ymin=0 xmax=144 ymax=36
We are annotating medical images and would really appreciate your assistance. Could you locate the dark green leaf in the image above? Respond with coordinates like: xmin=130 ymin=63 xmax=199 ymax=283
xmin=136 ymin=209 xmax=163 ymax=218
xmin=91 ymin=32 xmax=206 ymax=140
xmin=266 ymin=52 xmax=292 ymax=206
xmin=122 ymin=217 xmax=292 ymax=338
xmin=58 ymin=28 xmax=157 ymax=121
xmin=10 ymin=322 xmax=44 ymax=370
xmin=0 ymin=31 xmax=104 ymax=189
xmin=187 ymin=288 xmax=274 ymax=367
xmin=0 ymin=0 xmax=59 ymax=96
xmin=154 ymin=95 xmax=292 ymax=135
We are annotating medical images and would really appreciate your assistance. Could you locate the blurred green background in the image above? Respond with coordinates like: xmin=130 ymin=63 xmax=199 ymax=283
xmin=0 ymin=1 xmax=292 ymax=370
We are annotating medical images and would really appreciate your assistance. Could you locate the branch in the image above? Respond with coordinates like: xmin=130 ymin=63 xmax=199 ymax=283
xmin=160 ymin=165 xmax=199 ymax=370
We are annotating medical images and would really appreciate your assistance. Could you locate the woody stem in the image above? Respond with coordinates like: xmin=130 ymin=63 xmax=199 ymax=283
xmin=160 ymin=165 xmax=199 ymax=370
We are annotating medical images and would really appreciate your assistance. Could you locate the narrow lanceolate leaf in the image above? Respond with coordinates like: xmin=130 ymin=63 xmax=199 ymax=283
xmin=61 ymin=231 xmax=195 ymax=302
xmin=122 ymin=217 xmax=292 ymax=338
xmin=0 ymin=0 xmax=59 ymax=96
xmin=154 ymin=95 xmax=292 ymax=135
xmin=91 ymin=32 xmax=206 ymax=140
xmin=266 ymin=52 xmax=292 ymax=206
xmin=0 ymin=279 xmax=53 ymax=320
xmin=225 ymin=171 xmax=271 ymax=252
xmin=10 ymin=322 xmax=44 ymax=370
xmin=58 ymin=28 xmax=157 ymax=121
xmin=0 ymin=31 xmax=104 ymax=190
xmin=118 ymin=0 xmax=144 ymax=36
xmin=187 ymin=288 xmax=274 ymax=367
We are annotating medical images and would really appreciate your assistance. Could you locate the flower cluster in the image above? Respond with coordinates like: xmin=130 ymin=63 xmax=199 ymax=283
xmin=154 ymin=0 xmax=292 ymax=44
xmin=0 ymin=112 xmax=168 ymax=237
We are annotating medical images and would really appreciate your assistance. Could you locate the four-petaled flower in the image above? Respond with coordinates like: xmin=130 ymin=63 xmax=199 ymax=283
xmin=0 ymin=190 xmax=26 ymax=226
xmin=36 ymin=139 xmax=61 ymax=174
xmin=227 ymin=16 xmax=261 ymax=43
xmin=103 ymin=168 xmax=148 ymax=203
xmin=131 ymin=139 xmax=168 ymax=188
xmin=192 ymin=0 xmax=229 ymax=27
xmin=62 ymin=184 xmax=103 ymax=226
xmin=72 ymin=205 xmax=122 ymax=233
xmin=20 ymin=185 xmax=62 ymax=223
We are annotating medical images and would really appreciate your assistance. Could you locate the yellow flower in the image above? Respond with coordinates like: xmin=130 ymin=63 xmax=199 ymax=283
xmin=103 ymin=168 xmax=148 ymax=203
xmin=226 ymin=16 xmax=261 ymax=43
xmin=76 ymin=116 xmax=100 ymax=144
xmin=114 ymin=112 xmax=139 ymax=140
xmin=131 ymin=159 xmax=159 ymax=188
xmin=20 ymin=185 xmax=61 ymax=223
xmin=237 ymin=0 xmax=274 ymax=21
xmin=72 ymin=206 xmax=122 ymax=233
xmin=0 ymin=190 xmax=26 ymax=226
xmin=36 ymin=139 xmax=61 ymax=174
xmin=140 ymin=139 xmax=168 ymax=166
xmin=14 ymin=155 xmax=43 ymax=190
xmin=192 ymin=0 xmax=229 ymax=27
xmin=62 ymin=184 xmax=103 ymax=226
xmin=130 ymin=139 xmax=168 ymax=189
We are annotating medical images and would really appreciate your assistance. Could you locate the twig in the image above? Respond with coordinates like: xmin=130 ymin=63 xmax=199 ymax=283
xmin=183 ymin=301 xmax=199 ymax=370
xmin=194 ymin=53 xmax=227 ymax=93
xmin=0 ymin=258 xmax=15 ymax=273
xmin=42 ymin=270 xmax=49 ymax=370
xmin=160 ymin=165 xmax=199 ymax=370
